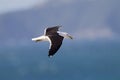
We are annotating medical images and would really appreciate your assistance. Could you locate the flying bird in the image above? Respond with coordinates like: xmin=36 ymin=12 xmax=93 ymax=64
xmin=32 ymin=26 xmax=73 ymax=57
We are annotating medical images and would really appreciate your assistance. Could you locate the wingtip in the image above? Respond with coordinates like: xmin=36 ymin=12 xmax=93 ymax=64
xmin=56 ymin=25 xmax=62 ymax=28
xmin=32 ymin=38 xmax=37 ymax=41
xmin=48 ymin=54 xmax=54 ymax=58
xmin=57 ymin=25 xmax=62 ymax=30
xmin=48 ymin=55 xmax=53 ymax=58
xmin=58 ymin=25 xmax=62 ymax=27
xmin=32 ymin=38 xmax=35 ymax=41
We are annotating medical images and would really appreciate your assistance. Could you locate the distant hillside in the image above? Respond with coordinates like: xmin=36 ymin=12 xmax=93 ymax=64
xmin=0 ymin=1 xmax=81 ymax=45
xmin=0 ymin=0 xmax=120 ymax=46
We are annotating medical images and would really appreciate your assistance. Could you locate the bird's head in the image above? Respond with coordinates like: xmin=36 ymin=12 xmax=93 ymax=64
xmin=66 ymin=33 xmax=73 ymax=39
xmin=58 ymin=31 xmax=73 ymax=39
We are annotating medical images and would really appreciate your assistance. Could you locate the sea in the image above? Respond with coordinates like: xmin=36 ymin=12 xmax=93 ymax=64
xmin=0 ymin=41 xmax=120 ymax=80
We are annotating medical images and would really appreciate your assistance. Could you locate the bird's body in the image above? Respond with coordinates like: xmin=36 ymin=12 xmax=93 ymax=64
xmin=32 ymin=26 xmax=73 ymax=57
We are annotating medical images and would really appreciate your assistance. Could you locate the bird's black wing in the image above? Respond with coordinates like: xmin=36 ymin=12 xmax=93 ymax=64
xmin=45 ymin=26 xmax=61 ymax=35
xmin=48 ymin=34 xmax=64 ymax=57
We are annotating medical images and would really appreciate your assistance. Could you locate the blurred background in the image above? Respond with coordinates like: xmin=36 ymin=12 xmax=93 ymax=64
xmin=0 ymin=0 xmax=120 ymax=80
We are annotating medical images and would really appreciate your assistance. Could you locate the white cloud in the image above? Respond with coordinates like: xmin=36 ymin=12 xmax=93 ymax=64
xmin=0 ymin=0 xmax=48 ymax=14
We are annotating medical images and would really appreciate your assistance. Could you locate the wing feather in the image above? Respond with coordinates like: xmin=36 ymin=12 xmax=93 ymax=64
xmin=48 ymin=34 xmax=63 ymax=57
xmin=45 ymin=26 xmax=61 ymax=35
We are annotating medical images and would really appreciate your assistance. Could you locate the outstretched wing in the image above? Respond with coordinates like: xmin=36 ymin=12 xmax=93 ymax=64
xmin=48 ymin=34 xmax=64 ymax=57
xmin=45 ymin=26 xmax=61 ymax=35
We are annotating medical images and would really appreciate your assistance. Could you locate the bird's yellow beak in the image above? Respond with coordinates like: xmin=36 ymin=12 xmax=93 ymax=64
xmin=68 ymin=35 xmax=73 ymax=39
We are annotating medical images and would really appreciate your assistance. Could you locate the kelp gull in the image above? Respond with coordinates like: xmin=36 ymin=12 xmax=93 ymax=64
xmin=32 ymin=26 xmax=73 ymax=57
